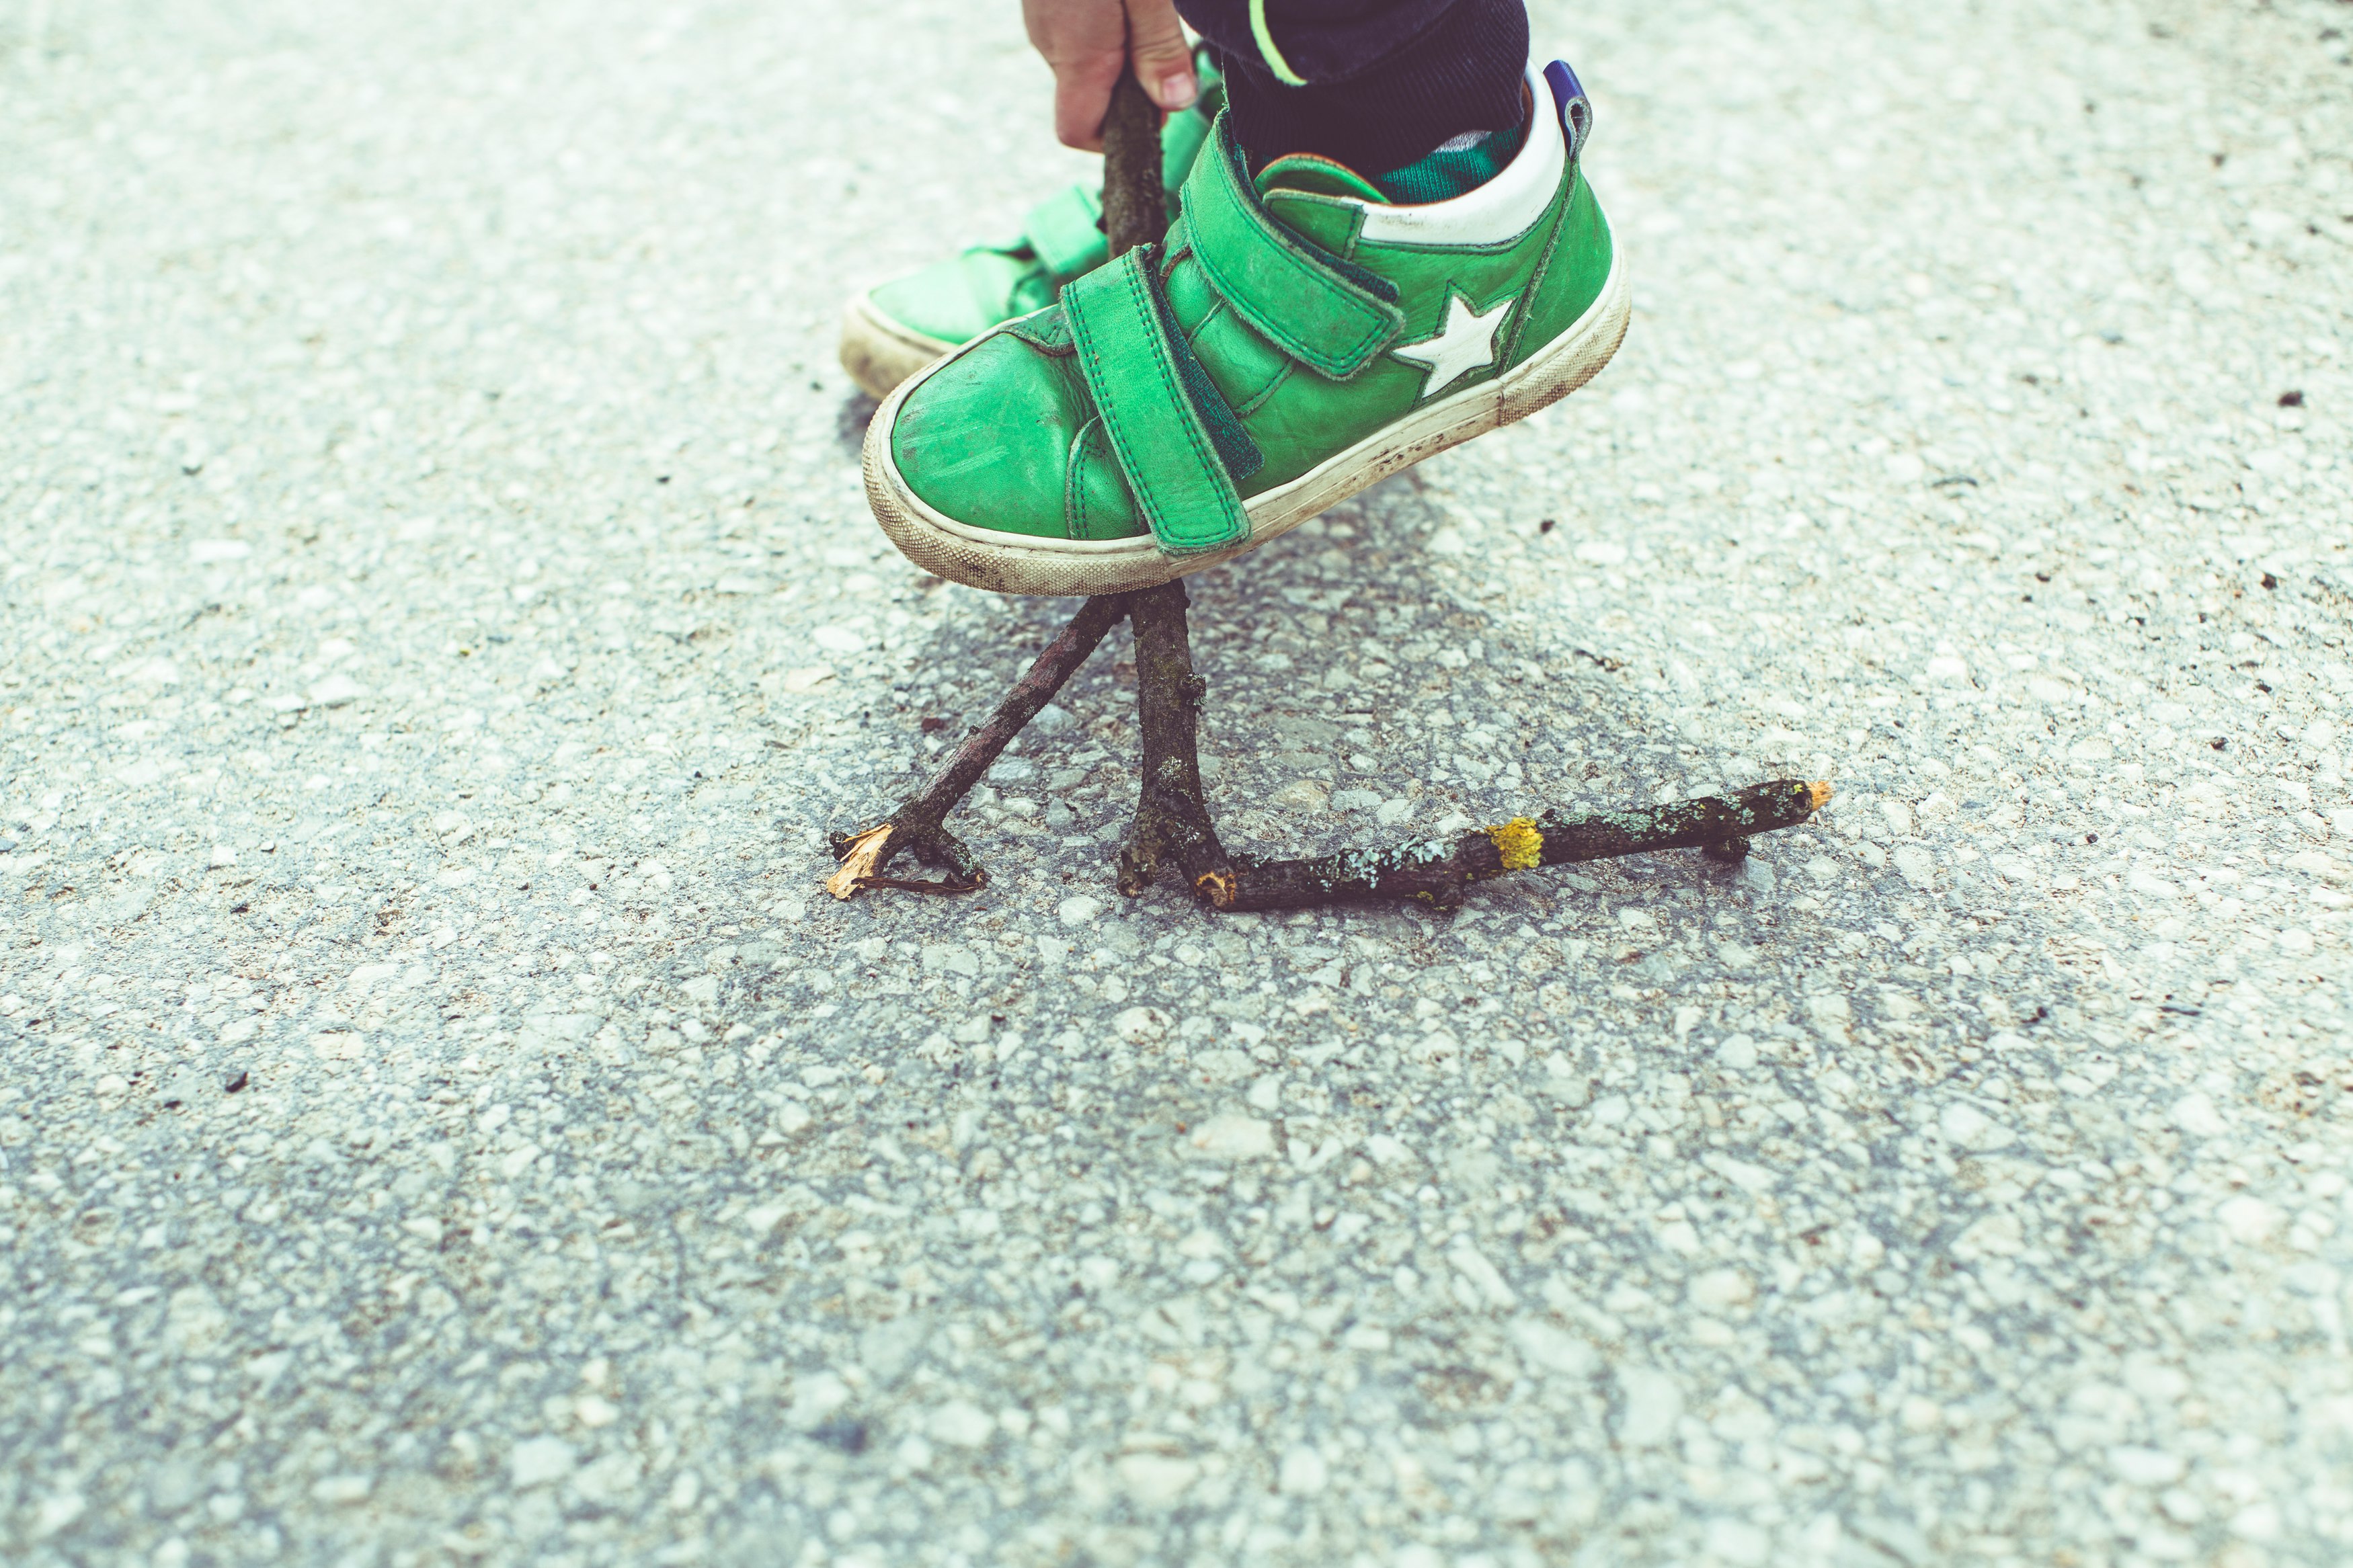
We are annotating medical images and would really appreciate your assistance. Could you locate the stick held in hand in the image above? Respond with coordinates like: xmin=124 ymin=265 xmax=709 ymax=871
xmin=1100 ymin=69 xmax=1168 ymax=255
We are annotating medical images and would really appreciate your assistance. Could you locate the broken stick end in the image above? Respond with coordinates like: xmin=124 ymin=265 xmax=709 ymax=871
xmin=824 ymin=823 xmax=893 ymax=901
xmin=1808 ymin=781 xmax=1834 ymax=811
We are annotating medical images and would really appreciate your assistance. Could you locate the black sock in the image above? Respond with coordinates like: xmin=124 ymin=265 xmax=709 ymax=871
xmin=1173 ymin=0 xmax=1530 ymax=173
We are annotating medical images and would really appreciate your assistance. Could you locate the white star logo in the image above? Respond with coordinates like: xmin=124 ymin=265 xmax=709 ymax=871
xmin=1391 ymin=288 xmax=1513 ymax=399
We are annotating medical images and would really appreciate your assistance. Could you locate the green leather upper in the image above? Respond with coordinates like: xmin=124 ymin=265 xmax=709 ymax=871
xmin=1179 ymin=137 xmax=1403 ymax=380
xmin=889 ymin=108 xmax=1614 ymax=552
xmin=1021 ymin=185 xmax=1109 ymax=282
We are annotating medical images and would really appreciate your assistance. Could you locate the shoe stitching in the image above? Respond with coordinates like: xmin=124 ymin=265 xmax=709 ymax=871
xmin=1189 ymin=128 xmax=1401 ymax=380
xmin=1068 ymin=251 xmax=1240 ymax=552
xmin=1193 ymin=210 xmax=1396 ymax=380
xmin=1231 ymin=360 xmax=1295 ymax=421
xmin=1064 ymin=417 xmax=1122 ymax=542
xmin=1118 ymin=254 xmax=1241 ymax=548
xmin=1168 ymin=280 xmax=1287 ymax=431
xmin=1491 ymin=163 xmax=1578 ymax=372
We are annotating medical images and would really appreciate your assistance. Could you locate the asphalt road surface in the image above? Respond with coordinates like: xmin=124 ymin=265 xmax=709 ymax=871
xmin=4 ymin=1 xmax=2351 ymax=1564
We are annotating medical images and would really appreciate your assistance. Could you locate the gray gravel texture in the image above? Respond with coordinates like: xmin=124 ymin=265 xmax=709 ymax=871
xmin=5 ymin=0 xmax=2353 ymax=1564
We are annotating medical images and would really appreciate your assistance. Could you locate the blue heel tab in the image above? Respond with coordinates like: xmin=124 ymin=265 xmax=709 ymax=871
xmin=1544 ymin=60 xmax=1594 ymax=163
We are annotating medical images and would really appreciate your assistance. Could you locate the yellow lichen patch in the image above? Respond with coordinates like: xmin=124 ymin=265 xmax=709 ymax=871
xmin=1486 ymin=817 xmax=1544 ymax=872
xmin=824 ymin=823 xmax=893 ymax=900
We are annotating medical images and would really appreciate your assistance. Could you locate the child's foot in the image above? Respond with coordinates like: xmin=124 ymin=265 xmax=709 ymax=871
xmin=838 ymin=54 xmax=1225 ymax=400
xmin=863 ymin=62 xmax=1627 ymax=597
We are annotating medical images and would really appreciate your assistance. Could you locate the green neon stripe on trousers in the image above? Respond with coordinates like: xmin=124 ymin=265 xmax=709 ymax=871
xmin=1248 ymin=0 xmax=1308 ymax=85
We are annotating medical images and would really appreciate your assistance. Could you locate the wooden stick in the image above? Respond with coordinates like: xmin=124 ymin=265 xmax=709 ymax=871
xmin=1223 ymin=782 xmax=1833 ymax=911
xmin=1116 ymin=577 xmax=1237 ymax=905
xmin=1096 ymin=71 xmax=1240 ymax=904
xmin=1099 ymin=69 xmax=1166 ymax=259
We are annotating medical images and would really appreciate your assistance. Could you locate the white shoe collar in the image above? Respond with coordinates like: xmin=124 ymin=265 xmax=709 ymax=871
xmin=1353 ymin=63 xmax=1570 ymax=249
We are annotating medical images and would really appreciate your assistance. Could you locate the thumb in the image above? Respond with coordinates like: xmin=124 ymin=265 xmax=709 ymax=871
xmin=1124 ymin=0 xmax=1197 ymax=112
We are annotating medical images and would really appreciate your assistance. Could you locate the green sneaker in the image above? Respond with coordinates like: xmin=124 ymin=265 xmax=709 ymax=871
xmin=863 ymin=61 xmax=1628 ymax=597
xmin=838 ymin=55 xmax=1226 ymax=401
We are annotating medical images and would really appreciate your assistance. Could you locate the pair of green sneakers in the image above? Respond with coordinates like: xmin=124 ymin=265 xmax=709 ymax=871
xmin=840 ymin=60 xmax=1626 ymax=597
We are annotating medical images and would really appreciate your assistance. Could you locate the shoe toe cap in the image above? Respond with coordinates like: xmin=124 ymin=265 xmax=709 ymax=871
xmin=889 ymin=331 xmax=1088 ymax=539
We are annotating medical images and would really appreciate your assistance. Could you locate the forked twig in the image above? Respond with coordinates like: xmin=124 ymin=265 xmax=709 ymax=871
xmin=826 ymin=594 xmax=1124 ymax=896
xmin=823 ymin=73 xmax=1833 ymax=911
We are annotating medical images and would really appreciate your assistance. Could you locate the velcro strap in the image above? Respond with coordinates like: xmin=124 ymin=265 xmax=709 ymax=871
xmin=1181 ymin=117 xmax=1404 ymax=380
xmin=1062 ymin=250 xmax=1250 ymax=555
xmin=1023 ymin=185 xmax=1108 ymax=282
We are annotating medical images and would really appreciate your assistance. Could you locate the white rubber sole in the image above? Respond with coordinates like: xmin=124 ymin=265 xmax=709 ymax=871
xmin=838 ymin=292 xmax=957 ymax=403
xmin=863 ymin=242 xmax=1630 ymax=597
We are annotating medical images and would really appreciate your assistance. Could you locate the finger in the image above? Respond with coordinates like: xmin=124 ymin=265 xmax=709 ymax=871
xmin=1053 ymin=54 xmax=1125 ymax=151
xmin=1025 ymin=0 xmax=1131 ymax=149
xmin=1123 ymin=0 xmax=1197 ymax=111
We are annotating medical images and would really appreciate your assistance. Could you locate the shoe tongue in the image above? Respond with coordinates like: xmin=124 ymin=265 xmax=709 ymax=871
xmin=1253 ymin=153 xmax=1390 ymax=205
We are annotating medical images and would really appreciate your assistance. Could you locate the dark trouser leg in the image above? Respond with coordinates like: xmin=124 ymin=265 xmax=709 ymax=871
xmin=1172 ymin=0 xmax=1529 ymax=173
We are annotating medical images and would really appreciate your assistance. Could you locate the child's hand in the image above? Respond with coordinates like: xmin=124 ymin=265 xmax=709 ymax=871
xmin=1022 ymin=0 xmax=1197 ymax=151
